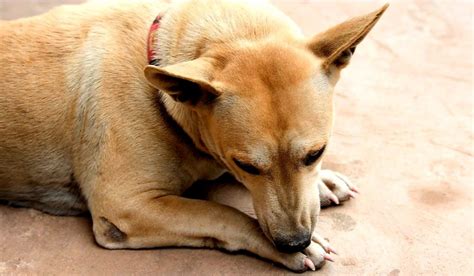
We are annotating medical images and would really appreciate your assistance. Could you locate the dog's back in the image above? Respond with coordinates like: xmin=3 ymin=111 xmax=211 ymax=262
xmin=0 ymin=1 xmax=165 ymax=214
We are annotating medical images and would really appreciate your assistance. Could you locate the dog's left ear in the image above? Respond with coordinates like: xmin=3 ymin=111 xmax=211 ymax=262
xmin=144 ymin=57 xmax=221 ymax=106
xmin=308 ymin=4 xmax=389 ymax=72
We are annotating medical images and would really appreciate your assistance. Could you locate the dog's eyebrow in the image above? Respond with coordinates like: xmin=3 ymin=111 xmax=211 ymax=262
xmin=311 ymin=144 xmax=326 ymax=153
xmin=232 ymin=149 xmax=272 ymax=171
xmin=288 ymin=137 xmax=327 ymax=155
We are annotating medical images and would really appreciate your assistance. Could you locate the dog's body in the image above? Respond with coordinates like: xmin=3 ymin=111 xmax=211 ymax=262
xmin=0 ymin=0 xmax=386 ymax=271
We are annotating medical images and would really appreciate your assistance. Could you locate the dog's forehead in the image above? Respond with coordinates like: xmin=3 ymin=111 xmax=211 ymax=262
xmin=218 ymin=43 xmax=323 ymax=91
xmin=215 ymin=43 xmax=332 ymax=109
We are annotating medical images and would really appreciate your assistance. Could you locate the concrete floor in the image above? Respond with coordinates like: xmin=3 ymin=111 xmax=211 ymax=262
xmin=0 ymin=0 xmax=473 ymax=275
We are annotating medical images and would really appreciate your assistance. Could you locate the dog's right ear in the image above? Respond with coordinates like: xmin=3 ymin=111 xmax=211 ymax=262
xmin=308 ymin=4 xmax=388 ymax=72
xmin=144 ymin=57 xmax=221 ymax=105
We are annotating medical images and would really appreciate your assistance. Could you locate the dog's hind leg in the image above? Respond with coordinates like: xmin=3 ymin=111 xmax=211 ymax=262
xmin=0 ymin=181 xmax=88 ymax=216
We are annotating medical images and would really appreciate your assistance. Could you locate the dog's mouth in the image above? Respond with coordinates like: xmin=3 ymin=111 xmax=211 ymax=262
xmin=254 ymin=207 xmax=308 ymax=250
xmin=259 ymin=218 xmax=312 ymax=253
xmin=253 ymin=193 xmax=320 ymax=253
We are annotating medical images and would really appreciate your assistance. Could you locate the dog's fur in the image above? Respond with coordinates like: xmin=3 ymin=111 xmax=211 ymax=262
xmin=0 ymin=0 xmax=387 ymax=271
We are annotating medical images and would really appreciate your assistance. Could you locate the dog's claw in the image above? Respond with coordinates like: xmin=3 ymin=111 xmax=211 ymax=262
xmin=312 ymin=232 xmax=336 ymax=255
xmin=326 ymin=245 xmax=338 ymax=255
xmin=349 ymin=185 xmax=360 ymax=194
xmin=348 ymin=190 xmax=358 ymax=198
xmin=304 ymin=258 xmax=316 ymax=271
xmin=323 ymin=253 xmax=335 ymax=262
xmin=329 ymin=193 xmax=340 ymax=205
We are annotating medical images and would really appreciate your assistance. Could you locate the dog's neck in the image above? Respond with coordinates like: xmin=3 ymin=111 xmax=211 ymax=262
xmin=147 ymin=2 xmax=303 ymax=156
xmin=161 ymin=94 xmax=210 ymax=154
xmin=146 ymin=12 xmax=210 ymax=155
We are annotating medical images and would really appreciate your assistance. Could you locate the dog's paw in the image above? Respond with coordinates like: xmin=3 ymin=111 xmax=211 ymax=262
xmin=278 ymin=233 xmax=335 ymax=272
xmin=318 ymin=169 xmax=359 ymax=207
xmin=303 ymin=232 xmax=337 ymax=270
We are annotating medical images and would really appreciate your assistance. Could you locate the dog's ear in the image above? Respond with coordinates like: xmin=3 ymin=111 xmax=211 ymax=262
xmin=144 ymin=57 xmax=221 ymax=105
xmin=308 ymin=4 xmax=388 ymax=71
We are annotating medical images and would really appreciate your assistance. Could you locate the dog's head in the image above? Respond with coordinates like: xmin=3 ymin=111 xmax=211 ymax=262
xmin=145 ymin=5 xmax=387 ymax=252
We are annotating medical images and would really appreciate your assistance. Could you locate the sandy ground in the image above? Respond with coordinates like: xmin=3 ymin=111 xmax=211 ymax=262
xmin=0 ymin=0 xmax=473 ymax=275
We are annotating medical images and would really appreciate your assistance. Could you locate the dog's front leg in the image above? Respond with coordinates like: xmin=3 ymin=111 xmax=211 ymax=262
xmin=90 ymin=192 xmax=318 ymax=272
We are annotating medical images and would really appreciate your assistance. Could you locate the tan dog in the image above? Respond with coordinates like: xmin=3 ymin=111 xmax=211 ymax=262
xmin=0 ymin=0 xmax=387 ymax=272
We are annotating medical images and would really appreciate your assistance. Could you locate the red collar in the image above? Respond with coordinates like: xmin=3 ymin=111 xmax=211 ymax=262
xmin=147 ymin=13 xmax=165 ymax=66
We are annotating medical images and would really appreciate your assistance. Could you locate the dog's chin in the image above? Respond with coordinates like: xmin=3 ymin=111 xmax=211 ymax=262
xmin=253 ymin=213 xmax=276 ymax=245
xmin=258 ymin=221 xmax=271 ymax=241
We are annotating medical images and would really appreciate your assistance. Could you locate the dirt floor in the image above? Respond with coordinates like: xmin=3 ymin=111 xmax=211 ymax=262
xmin=0 ymin=0 xmax=473 ymax=275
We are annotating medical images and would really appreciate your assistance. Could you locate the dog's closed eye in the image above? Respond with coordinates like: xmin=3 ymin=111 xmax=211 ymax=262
xmin=233 ymin=158 xmax=261 ymax=175
xmin=304 ymin=145 xmax=326 ymax=166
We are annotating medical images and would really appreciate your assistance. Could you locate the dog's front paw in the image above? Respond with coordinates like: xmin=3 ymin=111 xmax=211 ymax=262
xmin=302 ymin=232 xmax=338 ymax=270
xmin=277 ymin=233 xmax=335 ymax=272
xmin=318 ymin=169 xmax=359 ymax=207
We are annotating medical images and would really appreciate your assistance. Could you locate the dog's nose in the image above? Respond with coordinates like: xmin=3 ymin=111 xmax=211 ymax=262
xmin=274 ymin=232 xmax=312 ymax=253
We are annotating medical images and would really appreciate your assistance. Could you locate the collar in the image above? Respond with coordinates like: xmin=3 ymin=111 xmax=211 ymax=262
xmin=147 ymin=13 xmax=214 ymax=158
xmin=147 ymin=13 xmax=165 ymax=66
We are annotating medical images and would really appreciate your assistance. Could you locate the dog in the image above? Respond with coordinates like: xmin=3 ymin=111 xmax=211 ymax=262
xmin=0 ymin=0 xmax=387 ymax=272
